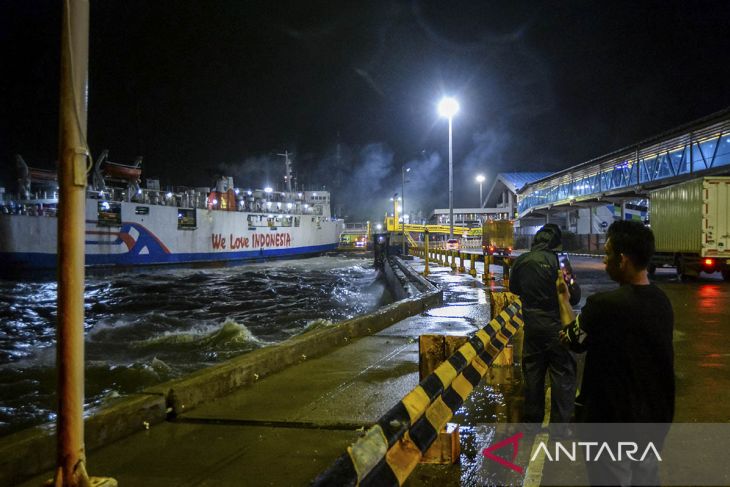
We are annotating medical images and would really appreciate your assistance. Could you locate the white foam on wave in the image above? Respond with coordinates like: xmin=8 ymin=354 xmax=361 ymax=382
xmin=131 ymin=318 xmax=268 ymax=350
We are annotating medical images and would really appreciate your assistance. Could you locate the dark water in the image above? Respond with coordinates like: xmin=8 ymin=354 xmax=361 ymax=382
xmin=0 ymin=255 xmax=385 ymax=437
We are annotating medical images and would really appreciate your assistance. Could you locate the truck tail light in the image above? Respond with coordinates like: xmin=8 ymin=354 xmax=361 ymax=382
xmin=703 ymin=258 xmax=714 ymax=266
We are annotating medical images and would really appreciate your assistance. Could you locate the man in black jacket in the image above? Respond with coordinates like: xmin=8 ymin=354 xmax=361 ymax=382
xmin=509 ymin=223 xmax=578 ymax=426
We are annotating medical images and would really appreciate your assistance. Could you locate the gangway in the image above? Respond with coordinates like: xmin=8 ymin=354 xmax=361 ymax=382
xmin=384 ymin=216 xmax=482 ymax=236
xmin=518 ymin=107 xmax=730 ymax=217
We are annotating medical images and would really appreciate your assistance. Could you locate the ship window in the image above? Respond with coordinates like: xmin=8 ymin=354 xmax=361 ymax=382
xmin=98 ymin=201 xmax=121 ymax=226
xmin=178 ymin=208 xmax=196 ymax=229
xmin=135 ymin=206 xmax=150 ymax=215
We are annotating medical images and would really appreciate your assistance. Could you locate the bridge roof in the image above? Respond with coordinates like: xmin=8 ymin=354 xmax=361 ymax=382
xmin=482 ymin=172 xmax=552 ymax=208
xmin=498 ymin=172 xmax=553 ymax=192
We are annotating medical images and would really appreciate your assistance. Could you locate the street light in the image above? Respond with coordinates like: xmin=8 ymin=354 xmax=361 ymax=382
xmin=390 ymin=194 xmax=399 ymax=224
xmin=476 ymin=174 xmax=485 ymax=208
xmin=438 ymin=96 xmax=459 ymax=239
xmin=402 ymin=166 xmax=411 ymax=255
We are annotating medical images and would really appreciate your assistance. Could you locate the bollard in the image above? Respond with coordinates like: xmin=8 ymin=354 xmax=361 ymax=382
xmin=458 ymin=251 xmax=466 ymax=273
xmin=502 ymin=258 xmax=511 ymax=287
xmin=469 ymin=253 xmax=477 ymax=277
xmin=482 ymin=254 xmax=492 ymax=283
xmin=450 ymin=250 xmax=457 ymax=271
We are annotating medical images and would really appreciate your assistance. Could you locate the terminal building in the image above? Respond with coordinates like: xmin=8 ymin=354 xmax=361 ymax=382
xmin=428 ymin=172 xmax=550 ymax=227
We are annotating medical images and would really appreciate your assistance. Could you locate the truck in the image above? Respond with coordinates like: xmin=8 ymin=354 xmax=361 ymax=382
xmin=649 ymin=176 xmax=730 ymax=281
xmin=481 ymin=219 xmax=514 ymax=264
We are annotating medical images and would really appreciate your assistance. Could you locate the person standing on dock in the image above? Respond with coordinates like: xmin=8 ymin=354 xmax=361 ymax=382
xmin=558 ymin=220 xmax=674 ymax=486
xmin=509 ymin=223 xmax=579 ymax=426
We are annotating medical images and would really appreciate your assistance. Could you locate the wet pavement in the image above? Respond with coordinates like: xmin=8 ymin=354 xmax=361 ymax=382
xmin=18 ymin=254 xmax=730 ymax=486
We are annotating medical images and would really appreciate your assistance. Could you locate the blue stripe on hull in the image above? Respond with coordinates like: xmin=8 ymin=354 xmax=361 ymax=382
xmin=0 ymin=243 xmax=339 ymax=272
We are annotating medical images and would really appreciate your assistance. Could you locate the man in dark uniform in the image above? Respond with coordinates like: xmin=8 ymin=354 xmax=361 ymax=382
xmin=559 ymin=220 xmax=674 ymax=485
xmin=509 ymin=223 xmax=578 ymax=426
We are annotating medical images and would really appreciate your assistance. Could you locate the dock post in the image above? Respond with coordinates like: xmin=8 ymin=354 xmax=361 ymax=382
xmin=482 ymin=254 xmax=492 ymax=283
xmin=418 ymin=335 xmax=464 ymax=464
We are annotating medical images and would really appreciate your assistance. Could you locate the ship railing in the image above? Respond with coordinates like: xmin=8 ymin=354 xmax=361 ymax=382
xmin=82 ymin=185 xmax=328 ymax=217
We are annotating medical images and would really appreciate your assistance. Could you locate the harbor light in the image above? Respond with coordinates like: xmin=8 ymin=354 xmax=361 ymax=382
xmin=438 ymin=96 xmax=459 ymax=118
xmin=264 ymin=187 xmax=273 ymax=193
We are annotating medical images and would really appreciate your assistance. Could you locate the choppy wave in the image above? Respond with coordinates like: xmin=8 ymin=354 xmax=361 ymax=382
xmin=0 ymin=255 xmax=385 ymax=436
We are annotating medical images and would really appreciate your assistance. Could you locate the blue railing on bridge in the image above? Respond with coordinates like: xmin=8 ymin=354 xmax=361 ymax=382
xmin=518 ymin=113 xmax=730 ymax=215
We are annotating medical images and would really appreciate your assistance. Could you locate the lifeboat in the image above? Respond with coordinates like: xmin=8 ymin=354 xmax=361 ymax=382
xmin=28 ymin=167 xmax=58 ymax=182
xmin=102 ymin=160 xmax=142 ymax=180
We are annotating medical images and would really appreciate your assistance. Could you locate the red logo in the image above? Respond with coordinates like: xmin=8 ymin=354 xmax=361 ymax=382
xmin=482 ymin=431 xmax=524 ymax=474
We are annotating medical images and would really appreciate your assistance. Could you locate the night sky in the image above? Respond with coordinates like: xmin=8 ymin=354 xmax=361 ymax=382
xmin=2 ymin=1 xmax=730 ymax=220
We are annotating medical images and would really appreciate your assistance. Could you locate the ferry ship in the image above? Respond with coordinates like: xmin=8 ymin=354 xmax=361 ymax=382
xmin=0 ymin=151 xmax=343 ymax=272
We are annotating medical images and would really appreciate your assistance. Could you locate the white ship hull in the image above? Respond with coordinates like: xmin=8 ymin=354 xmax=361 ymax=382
xmin=0 ymin=198 xmax=342 ymax=270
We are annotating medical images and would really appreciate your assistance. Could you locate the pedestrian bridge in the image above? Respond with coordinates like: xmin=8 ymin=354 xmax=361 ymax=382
xmin=518 ymin=108 xmax=730 ymax=217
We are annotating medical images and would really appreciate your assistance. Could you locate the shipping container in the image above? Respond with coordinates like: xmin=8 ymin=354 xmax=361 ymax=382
xmin=649 ymin=177 xmax=730 ymax=280
xmin=481 ymin=220 xmax=514 ymax=263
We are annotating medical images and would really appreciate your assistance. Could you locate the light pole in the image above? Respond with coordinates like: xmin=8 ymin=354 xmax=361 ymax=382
xmin=438 ymin=96 xmax=459 ymax=239
xmin=390 ymin=194 xmax=398 ymax=226
xmin=402 ymin=166 xmax=410 ymax=255
xmin=476 ymin=174 xmax=485 ymax=208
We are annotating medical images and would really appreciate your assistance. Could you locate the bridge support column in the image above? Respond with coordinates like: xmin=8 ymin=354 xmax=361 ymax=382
xmin=458 ymin=252 xmax=466 ymax=273
xmin=469 ymin=253 xmax=477 ymax=277
xmin=423 ymin=231 xmax=430 ymax=277
xmin=450 ymin=251 xmax=457 ymax=271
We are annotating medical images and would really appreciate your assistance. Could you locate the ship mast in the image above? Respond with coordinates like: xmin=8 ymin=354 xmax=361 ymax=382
xmin=278 ymin=150 xmax=294 ymax=193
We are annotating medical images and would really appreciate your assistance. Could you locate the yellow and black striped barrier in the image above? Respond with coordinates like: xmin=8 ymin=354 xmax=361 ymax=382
xmin=312 ymin=300 xmax=523 ymax=486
